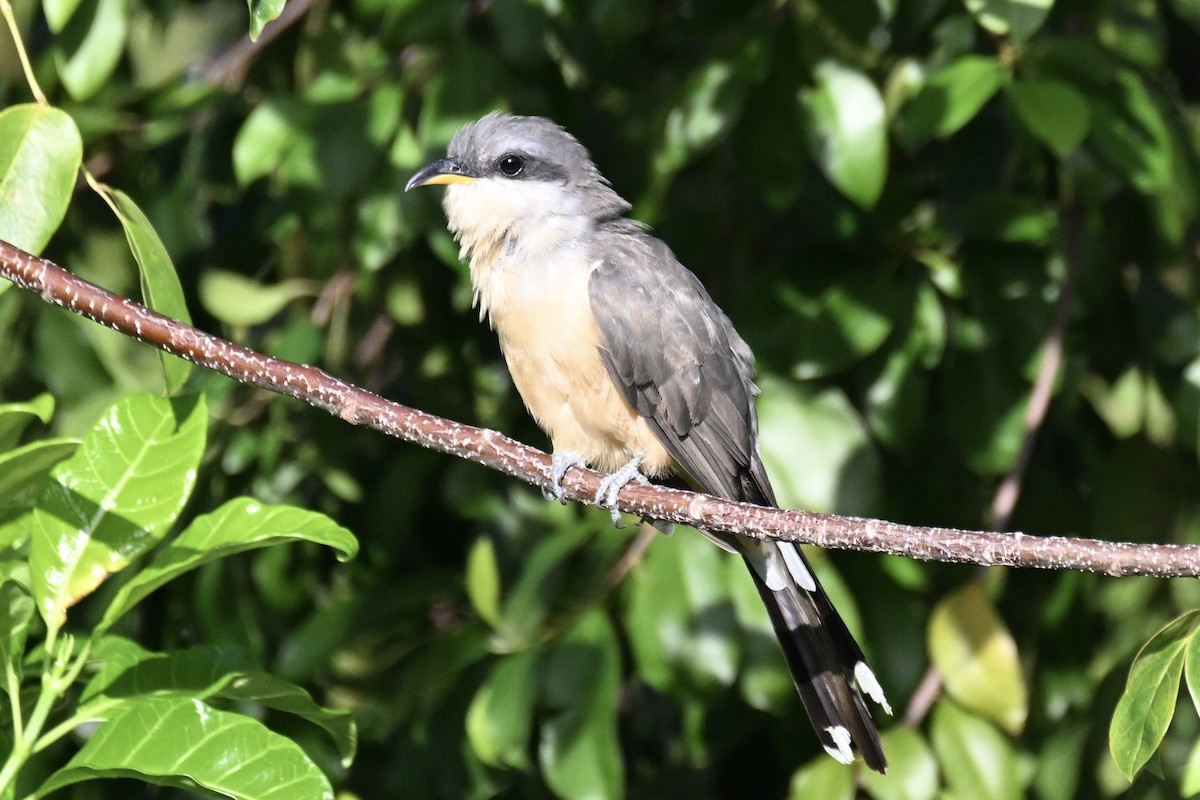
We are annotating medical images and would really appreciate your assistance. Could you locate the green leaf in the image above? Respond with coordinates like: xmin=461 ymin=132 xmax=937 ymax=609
xmin=1031 ymin=723 xmax=1088 ymax=800
xmin=465 ymin=535 xmax=503 ymax=629
xmin=198 ymin=270 xmax=319 ymax=328
xmin=383 ymin=625 xmax=491 ymax=728
xmin=915 ymin=249 xmax=964 ymax=300
xmin=0 ymin=104 xmax=82 ymax=256
xmin=736 ymin=69 xmax=809 ymax=211
xmin=860 ymin=726 xmax=938 ymax=800
xmin=81 ymin=636 xmax=230 ymax=702
xmin=1082 ymin=367 xmax=1176 ymax=445
xmin=0 ymin=509 xmax=32 ymax=554
xmin=466 ymin=645 xmax=541 ymax=769
xmin=232 ymin=98 xmax=319 ymax=188
xmin=107 ymin=189 xmax=194 ymax=393
xmin=0 ymin=439 xmax=79 ymax=509
xmin=0 ymin=577 xmax=34 ymax=678
xmin=1182 ymin=735 xmax=1200 ymax=797
xmin=897 ymin=55 xmax=1006 ymax=151
xmin=653 ymin=46 xmax=764 ymax=178
xmin=1006 ymin=78 xmax=1091 ymax=158
xmin=1185 ymin=620 xmax=1200 ymax=724
xmin=728 ymin=553 xmax=791 ymax=712
xmin=964 ymin=0 xmax=1053 ymax=43
xmin=219 ymin=672 xmax=357 ymax=767
xmin=495 ymin=526 xmax=589 ymax=648
xmin=99 ymin=497 xmax=357 ymax=631
xmin=778 ymin=273 xmax=901 ymax=380
xmin=944 ymin=350 xmax=1029 ymax=475
xmin=39 ymin=696 xmax=334 ymax=800
xmin=249 ymin=0 xmax=286 ymax=40
xmin=625 ymin=528 xmax=740 ymax=694
xmin=786 ymin=754 xmax=855 ymax=800
xmin=54 ymin=0 xmax=129 ymax=101
xmin=800 ymin=60 xmax=889 ymax=209
xmin=1110 ymin=611 xmax=1200 ymax=779
xmin=757 ymin=380 xmax=879 ymax=515
xmin=1085 ymin=69 xmax=1176 ymax=196
xmin=29 ymin=394 xmax=207 ymax=630
xmin=43 ymin=0 xmax=86 ymax=32
xmin=931 ymin=699 xmax=1023 ymax=800
xmin=0 ymin=394 xmax=55 ymax=450
xmin=539 ymin=610 xmax=623 ymax=800
xmin=864 ymin=292 xmax=937 ymax=450
xmin=80 ymin=637 xmax=358 ymax=765
xmin=928 ymin=582 xmax=1028 ymax=734
xmin=414 ymin=42 xmax=503 ymax=151
xmin=965 ymin=193 xmax=1057 ymax=244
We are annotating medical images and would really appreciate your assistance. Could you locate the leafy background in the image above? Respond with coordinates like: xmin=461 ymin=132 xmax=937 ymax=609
xmin=3 ymin=0 xmax=1200 ymax=797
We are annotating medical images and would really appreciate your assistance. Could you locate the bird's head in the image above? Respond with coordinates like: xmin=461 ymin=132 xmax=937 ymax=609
xmin=406 ymin=112 xmax=630 ymax=249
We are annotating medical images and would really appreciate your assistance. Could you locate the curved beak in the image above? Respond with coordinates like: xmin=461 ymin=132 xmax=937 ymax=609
xmin=405 ymin=158 xmax=476 ymax=192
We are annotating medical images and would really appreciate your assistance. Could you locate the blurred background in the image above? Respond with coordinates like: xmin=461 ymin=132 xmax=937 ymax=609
xmin=3 ymin=0 xmax=1200 ymax=797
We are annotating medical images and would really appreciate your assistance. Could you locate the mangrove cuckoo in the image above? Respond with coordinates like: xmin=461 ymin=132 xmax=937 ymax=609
xmin=406 ymin=112 xmax=890 ymax=771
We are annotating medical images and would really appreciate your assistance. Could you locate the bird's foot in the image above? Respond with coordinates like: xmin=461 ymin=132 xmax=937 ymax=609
xmin=545 ymin=452 xmax=587 ymax=503
xmin=595 ymin=452 xmax=649 ymax=528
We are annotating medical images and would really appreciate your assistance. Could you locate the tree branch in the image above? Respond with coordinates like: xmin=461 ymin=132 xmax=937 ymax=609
xmin=196 ymin=0 xmax=320 ymax=90
xmin=2 ymin=239 xmax=1199 ymax=578
xmin=987 ymin=194 xmax=1082 ymax=532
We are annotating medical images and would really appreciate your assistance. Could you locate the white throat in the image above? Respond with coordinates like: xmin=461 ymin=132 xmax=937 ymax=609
xmin=443 ymin=179 xmax=595 ymax=322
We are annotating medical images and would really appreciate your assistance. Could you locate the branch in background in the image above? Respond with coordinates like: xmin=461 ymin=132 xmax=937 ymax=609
xmin=197 ymin=0 xmax=320 ymax=90
xmin=904 ymin=193 xmax=1085 ymax=728
xmin=2 ymin=239 xmax=1199 ymax=578
xmin=988 ymin=199 xmax=1082 ymax=532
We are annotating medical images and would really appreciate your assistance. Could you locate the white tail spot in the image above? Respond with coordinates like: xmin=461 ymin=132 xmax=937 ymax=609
xmin=855 ymin=661 xmax=893 ymax=715
xmin=823 ymin=725 xmax=854 ymax=764
xmin=778 ymin=542 xmax=817 ymax=592
xmin=761 ymin=545 xmax=788 ymax=591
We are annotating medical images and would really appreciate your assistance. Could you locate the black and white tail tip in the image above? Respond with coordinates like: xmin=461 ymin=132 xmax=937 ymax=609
xmin=822 ymin=661 xmax=893 ymax=765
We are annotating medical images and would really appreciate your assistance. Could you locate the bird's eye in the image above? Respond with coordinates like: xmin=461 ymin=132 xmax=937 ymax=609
xmin=497 ymin=154 xmax=525 ymax=177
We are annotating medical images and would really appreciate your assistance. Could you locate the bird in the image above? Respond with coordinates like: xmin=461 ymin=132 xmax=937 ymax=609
xmin=406 ymin=112 xmax=890 ymax=771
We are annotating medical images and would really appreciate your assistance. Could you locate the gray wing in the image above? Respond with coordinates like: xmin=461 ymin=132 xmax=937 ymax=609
xmin=588 ymin=230 xmax=775 ymax=506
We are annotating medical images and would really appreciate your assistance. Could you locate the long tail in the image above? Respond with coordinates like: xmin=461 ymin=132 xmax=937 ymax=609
xmin=738 ymin=537 xmax=890 ymax=773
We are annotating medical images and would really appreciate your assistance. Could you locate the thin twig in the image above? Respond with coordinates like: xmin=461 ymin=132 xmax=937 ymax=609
xmin=907 ymin=191 xmax=1085 ymax=729
xmin=988 ymin=197 xmax=1082 ymax=531
xmin=602 ymin=526 xmax=659 ymax=594
xmin=902 ymin=667 xmax=942 ymax=727
xmin=2 ymin=240 xmax=1199 ymax=578
xmin=197 ymin=0 xmax=320 ymax=90
xmin=0 ymin=0 xmax=47 ymax=105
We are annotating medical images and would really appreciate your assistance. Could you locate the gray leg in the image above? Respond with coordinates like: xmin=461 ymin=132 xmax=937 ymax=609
xmin=595 ymin=452 xmax=649 ymax=527
xmin=545 ymin=452 xmax=587 ymax=502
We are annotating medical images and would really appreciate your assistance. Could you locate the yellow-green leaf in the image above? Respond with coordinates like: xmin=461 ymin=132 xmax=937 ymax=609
xmin=787 ymin=753 xmax=855 ymax=800
xmin=466 ymin=535 xmax=503 ymax=629
xmin=467 ymin=646 xmax=540 ymax=768
xmin=931 ymin=699 xmax=1023 ymax=800
xmin=199 ymin=269 xmax=318 ymax=328
xmin=54 ymin=0 xmax=129 ymax=100
xmin=928 ymin=582 xmax=1028 ymax=734
xmin=860 ymin=726 xmax=938 ymax=800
